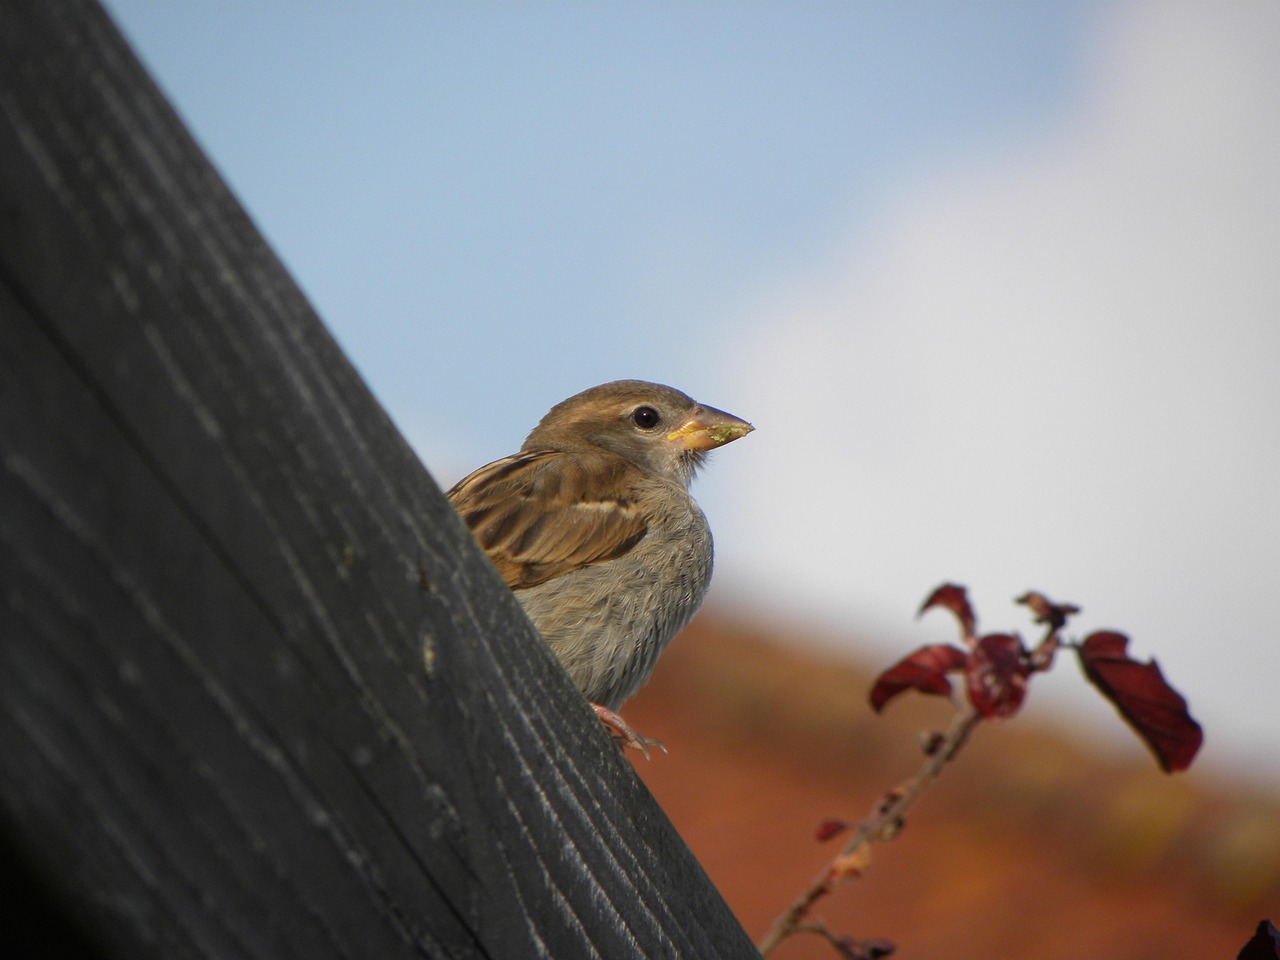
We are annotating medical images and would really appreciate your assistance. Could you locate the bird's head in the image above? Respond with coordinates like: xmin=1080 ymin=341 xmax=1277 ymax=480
xmin=522 ymin=380 xmax=753 ymax=488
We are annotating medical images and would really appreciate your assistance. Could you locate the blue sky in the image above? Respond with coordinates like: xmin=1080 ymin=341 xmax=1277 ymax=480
xmin=104 ymin=2 xmax=1280 ymax=784
xmin=101 ymin=3 xmax=1083 ymax=442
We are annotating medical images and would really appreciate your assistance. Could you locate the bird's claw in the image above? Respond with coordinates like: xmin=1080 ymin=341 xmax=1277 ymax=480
xmin=592 ymin=703 xmax=666 ymax=760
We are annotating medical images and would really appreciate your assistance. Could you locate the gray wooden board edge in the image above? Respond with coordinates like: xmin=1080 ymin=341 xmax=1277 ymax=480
xmin=0 ymin=3 xmax=763 ymax=958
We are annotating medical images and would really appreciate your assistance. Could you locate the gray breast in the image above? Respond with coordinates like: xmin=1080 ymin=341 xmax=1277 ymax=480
xmin=517 ymin=491 xmax=713 ymax=711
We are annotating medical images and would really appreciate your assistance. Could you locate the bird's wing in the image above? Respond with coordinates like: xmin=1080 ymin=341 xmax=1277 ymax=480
xmin=447 ymin=450 xmax=649 ymax=589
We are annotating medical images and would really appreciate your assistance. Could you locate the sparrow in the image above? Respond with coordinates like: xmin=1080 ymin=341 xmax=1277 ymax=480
xmin=447 ymin=380 xmax=753 ymax=755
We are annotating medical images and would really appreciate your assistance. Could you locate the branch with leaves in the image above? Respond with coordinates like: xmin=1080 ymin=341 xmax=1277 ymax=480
xmin=757 ymin=584 xmax=1203 ymax=958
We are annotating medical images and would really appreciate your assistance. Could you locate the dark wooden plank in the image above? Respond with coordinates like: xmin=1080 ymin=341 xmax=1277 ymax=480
xmin=0 ymin=3 xmax=762 ymax=958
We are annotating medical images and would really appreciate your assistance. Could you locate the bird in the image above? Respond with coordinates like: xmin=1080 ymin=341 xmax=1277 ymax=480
xmin=447 ymin=380 xmax=753 ymax=756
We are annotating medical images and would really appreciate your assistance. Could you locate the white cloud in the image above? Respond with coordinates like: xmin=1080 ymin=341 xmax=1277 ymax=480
xmin=724 ymin=2 xmax=1280 ymax=778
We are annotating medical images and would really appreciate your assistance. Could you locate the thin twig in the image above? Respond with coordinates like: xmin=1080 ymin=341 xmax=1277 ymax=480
xmin=756 ymin=707 xmax=983 ymax=956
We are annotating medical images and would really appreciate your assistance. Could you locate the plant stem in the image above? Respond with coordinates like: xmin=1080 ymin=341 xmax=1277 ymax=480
xmin=756 ymin=707 xmax=983 ymax=957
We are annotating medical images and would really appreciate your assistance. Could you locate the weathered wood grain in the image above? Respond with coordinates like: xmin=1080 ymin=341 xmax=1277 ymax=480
xmin=0 ymin=3 xmax=761 ymax=957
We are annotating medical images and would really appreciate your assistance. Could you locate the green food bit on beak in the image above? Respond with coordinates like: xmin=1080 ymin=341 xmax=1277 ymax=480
xmin=708 ymin=423 xmax=750 ymax=444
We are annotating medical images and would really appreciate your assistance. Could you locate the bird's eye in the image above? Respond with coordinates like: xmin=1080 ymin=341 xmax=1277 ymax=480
xmin=631 ymin=406 xmax=661 ymax=429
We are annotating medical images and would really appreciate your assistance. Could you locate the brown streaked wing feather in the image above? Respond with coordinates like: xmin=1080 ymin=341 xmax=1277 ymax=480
xmin=447 ymin=450 xmax=648 ymax=589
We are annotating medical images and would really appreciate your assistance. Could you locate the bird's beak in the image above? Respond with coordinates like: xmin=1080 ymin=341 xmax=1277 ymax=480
xmin=666 ymin=404 xmax=754 ymax=450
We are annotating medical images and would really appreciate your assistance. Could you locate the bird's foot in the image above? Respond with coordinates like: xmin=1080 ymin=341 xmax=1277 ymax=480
xmin=592 ymin=703 xmax=666 ymax=760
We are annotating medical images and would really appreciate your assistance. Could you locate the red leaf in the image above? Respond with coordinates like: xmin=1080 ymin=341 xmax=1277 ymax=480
xmin=918 ymin=583 xmax=977 ymax=641
xmin=815 ymin=818 xmax=851 ymax=842
xmin=1077 ymin=631 xmax=1203 ymax=773
xmin=870 ymin=644 xmax=968 ymax=713
xmin=1015 ymin=590 xmax=1080 ymax=630
xmin=965 ymin=633 xmax=1030 ymax=718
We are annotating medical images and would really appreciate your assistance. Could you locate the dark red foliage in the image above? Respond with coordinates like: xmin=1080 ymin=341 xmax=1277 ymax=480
xmin=1077 ymin=631 xmax=1203 ymax=773
xmin=1016 ymin=591 xmax=1081 ymax=630
xmin=870 ymin=631 xmax=1037 ymax=719
xmin=965 ymin=633 xmax=1031 ymax=719
xmin=869 ymin=644 xmax=969 ymax=713
xmin=874 ymin=587 xmax=1202 ymax=773
xmin=816 ymin=818 xmax=851 ymax=842
xmin=918 ymin=583 xmax=977 ymax=641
